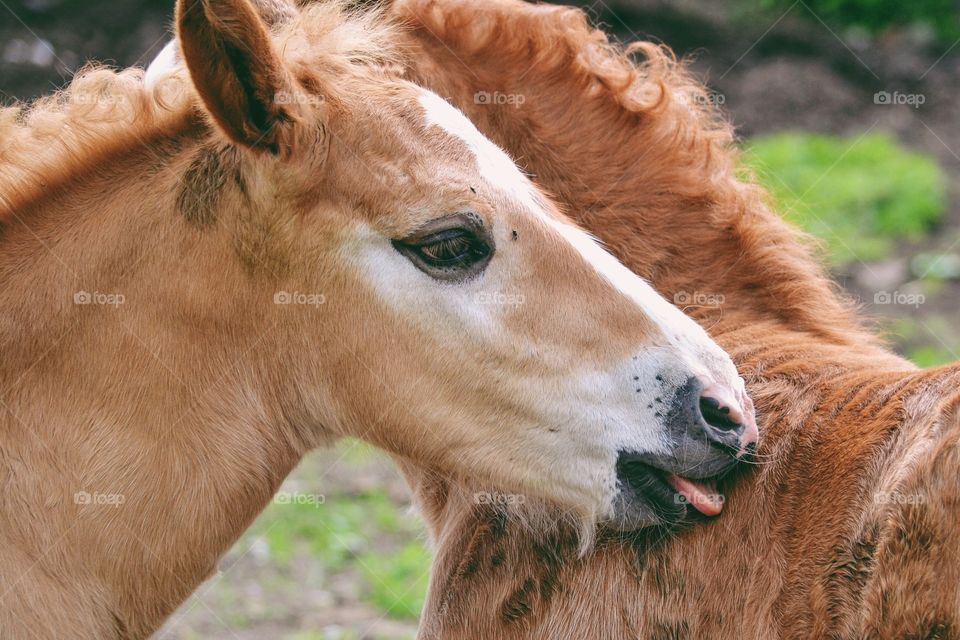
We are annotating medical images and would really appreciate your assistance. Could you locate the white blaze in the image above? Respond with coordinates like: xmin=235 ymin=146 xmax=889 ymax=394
xmin=144 ymin=39 xmax=180 ymax=89
xmin=418 ymin=91 xmax=543 ymax=214
xmin=417 ymin=90 xmax=735 ymax=382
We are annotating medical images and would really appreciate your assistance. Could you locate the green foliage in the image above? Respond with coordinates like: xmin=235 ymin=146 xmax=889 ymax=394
xmin=908 ymin=344 xmax=954 ymax=368
xmin=757 ymin=0 xmax=960 ymax=41
xmin=882 ymin=316 xmax=959 ymax=368
xmin=742 ymin=132 xmax=946 ymax=266
xmin=359 ymin=542 xmax=432 ymax=619
xmin=247 ymin=487 xmax=430 ymax=620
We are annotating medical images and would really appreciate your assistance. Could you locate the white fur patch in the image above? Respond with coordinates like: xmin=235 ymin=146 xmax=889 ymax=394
xmin=418 ymin=91 xmax=542 ymax=214
xmin=416 ymin=90 xmax=731 ymax=382
xmin=144 ymin=39 xmax=180 ymax=89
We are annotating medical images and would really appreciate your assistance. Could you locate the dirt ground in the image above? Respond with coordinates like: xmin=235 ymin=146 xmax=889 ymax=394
xmin=2 ymin=1 xmax=959 ymax=638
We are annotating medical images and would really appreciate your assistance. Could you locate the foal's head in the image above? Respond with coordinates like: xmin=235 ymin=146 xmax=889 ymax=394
xmin=165 ymin=0 xmax=756 ymax=529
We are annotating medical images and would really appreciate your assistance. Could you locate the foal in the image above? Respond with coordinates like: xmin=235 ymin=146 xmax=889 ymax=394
xmin=0 ymin=0 xmax=755 ymax=635
xmin=390 ymin=1 xmax=960 ymax=637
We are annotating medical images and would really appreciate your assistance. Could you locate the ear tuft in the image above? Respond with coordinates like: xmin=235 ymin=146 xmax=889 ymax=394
xmin=176 ymin=0 xmax=303 ymax=155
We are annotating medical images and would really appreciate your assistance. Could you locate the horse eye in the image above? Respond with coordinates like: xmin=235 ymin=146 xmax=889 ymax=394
xmin=416 ymin=230 xmax=485 ymax=266
xmin=392 ymin=216 xmax=494 ymax=282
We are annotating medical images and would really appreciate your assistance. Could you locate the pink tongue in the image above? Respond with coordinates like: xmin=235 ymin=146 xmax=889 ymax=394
xmin=666 ymin=474 xmax=724 ymax=516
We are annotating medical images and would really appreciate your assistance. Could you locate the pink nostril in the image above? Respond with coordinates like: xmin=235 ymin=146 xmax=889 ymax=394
xmin=737 ymin=396 xmax=759 ymax=457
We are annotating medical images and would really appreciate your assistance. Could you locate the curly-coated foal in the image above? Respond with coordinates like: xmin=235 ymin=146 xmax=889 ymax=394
xmin=388 ymin=1 xmax=960 ymax=638
xmin=0 ymin=0 xmax=756 ymax=636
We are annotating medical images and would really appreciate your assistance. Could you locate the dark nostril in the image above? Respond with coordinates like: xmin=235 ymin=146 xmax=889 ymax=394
xmin=699 ymin=395 xmax=742 ymax=431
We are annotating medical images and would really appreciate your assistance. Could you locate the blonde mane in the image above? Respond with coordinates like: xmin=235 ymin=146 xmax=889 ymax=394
xmin=0 ymin=0 xmax=399 ymax=220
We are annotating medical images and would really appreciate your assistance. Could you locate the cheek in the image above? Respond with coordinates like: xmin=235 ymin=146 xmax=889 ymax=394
xmin=345 ymin=233 xmax=518 ymax=364
xmin=485 ymin=221 xmax=663 ymax=370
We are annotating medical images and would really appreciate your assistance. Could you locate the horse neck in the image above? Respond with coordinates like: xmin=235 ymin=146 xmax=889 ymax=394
xmin=0 ymin=123 xmax=307 ymax=630
xmin=389 ymin=8 xmax=960 ymax=632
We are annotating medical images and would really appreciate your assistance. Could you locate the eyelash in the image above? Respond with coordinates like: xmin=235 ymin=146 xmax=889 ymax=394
xmin=391 ymin=216 xmax=495 ymax=282
xmin=416 ymin=232 xmax=486 ymax=266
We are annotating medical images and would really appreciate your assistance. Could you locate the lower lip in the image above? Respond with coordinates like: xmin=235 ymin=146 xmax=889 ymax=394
xmin=618 ymin=462 xmax=686 ymax=515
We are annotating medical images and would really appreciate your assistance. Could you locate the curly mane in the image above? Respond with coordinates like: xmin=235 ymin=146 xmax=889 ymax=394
xmin=394 ymin=0 xmax=895 ymax=357
xmin=0 ymin=67 xmax=190 ymax=219
xmin=0 ymin=0 xmax=399 ymax=221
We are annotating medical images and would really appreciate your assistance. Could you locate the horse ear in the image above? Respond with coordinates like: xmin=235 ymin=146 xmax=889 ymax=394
xmin=176 ymin=0 xmax=302 ymax=155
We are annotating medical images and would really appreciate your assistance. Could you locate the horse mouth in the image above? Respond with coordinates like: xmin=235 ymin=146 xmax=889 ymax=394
xmin=615 ymin=457 xmax=727 ymax=526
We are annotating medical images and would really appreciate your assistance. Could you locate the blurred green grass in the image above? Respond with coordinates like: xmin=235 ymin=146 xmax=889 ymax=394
xmin=252 ymin=488 xmax=428 ymax=609
xmin=161 ymin=440 xmax=427 ymax=639
xmin=244 ymin=441 xmax=431 ymax=624
xmin=742 ymin=132 xmax=946 ymax=266
xmin=743 ymin=131 xmax=957 ymax=369
xmin=883 ymin=315 xmax=960 ymax=367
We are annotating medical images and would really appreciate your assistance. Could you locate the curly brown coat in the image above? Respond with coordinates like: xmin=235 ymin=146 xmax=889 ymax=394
xmin=390 ymin=1 xmax=960 ymax=637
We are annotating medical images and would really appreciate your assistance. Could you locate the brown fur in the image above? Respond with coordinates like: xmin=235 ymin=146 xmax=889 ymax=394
xmin=387 ymin=1 xmax=960 ymax=637
xmin=0 ymin=0 xmax=758 ymax=636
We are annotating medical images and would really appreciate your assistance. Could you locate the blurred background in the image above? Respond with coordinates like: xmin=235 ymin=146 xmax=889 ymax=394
xmin=2 ymin=0 xmax=959 ymax=638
